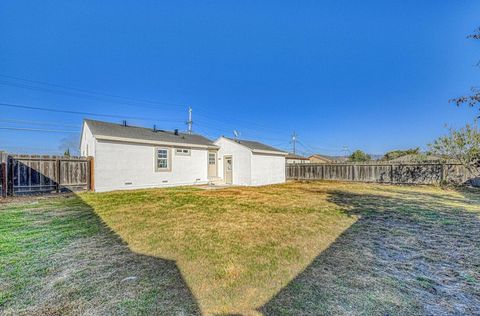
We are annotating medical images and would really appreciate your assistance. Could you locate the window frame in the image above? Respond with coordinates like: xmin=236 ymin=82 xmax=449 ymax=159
xmin=155 ymin=147 xmax=172 ymax=172
xmin=208 ymin=152 xmax=216 ymax=165
xmin=175 ymin=148 xmax=191 ymax=156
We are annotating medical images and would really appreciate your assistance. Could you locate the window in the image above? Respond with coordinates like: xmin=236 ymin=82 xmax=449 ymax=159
xmin=156 ymin=148 xmax=170 ymax=171
xmin=175 ymin=148 xmax=191 ymax=156
xmin=208 ymin=153 xmax=216 ymax=165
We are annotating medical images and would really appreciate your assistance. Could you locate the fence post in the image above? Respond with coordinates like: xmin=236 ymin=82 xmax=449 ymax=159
xmin=440 ymin=164 xmax=445 ymax=184
xmin=1 ymin=161 xmax=6 ymax=198
xmin=88 ymin=157 xmax=94 ymax=191
xmin=8 ymin=156 xmax=14 ymax=196
xmin=390 ymin=165 xmax=394 ymax=184
xmin=56 ymin=159 xmax=61 ymax=193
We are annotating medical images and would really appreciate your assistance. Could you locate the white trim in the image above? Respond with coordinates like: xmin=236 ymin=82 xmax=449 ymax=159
xmin=216 ymin=137 xmax=288 ymax=156
xmin=207 ymin=151 xmax=217 ymax=178
xmin=175 ymin=148 xmax=191 ymax=156
xmin=94 ymin=134 xmax=219 ymax=149
xmin=252 ymin=149 xmax=288 ymax=156
xmin=94 ymin=180 xmax=209 ymax=192
xmin=155 ymin=147 xmax=172 ymax=172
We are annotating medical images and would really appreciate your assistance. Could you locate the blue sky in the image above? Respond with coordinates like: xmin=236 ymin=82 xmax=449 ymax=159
xmin=0 ymin=1 xmax=479 ymax=156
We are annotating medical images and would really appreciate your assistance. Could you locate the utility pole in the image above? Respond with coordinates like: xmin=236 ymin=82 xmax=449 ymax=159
xmin=187 ymin=106 xmax=193 ymax=134
xmin=291 ymin=131 xmax=297 ymax=154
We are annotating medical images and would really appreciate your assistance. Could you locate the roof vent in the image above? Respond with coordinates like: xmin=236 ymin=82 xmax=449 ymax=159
xmin=122 ymin=120 xmax=127 ymax=127
xmin=174 ymin=129 xmax=179 ymax=136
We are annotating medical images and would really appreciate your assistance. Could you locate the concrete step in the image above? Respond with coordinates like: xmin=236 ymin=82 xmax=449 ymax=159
xmin=208 ymin=177 xmax=224 ymax=185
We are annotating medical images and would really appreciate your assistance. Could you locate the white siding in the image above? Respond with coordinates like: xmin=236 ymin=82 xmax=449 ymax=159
xmin=80 ymin=123 xmax=96 ymax=157
xmin=94 ymin=140 xmax=208 ymax=192
xmin=251 ymin=153 xmax=286 ymax=186
xmin=215 ymin=138 xmax=252 ymax=185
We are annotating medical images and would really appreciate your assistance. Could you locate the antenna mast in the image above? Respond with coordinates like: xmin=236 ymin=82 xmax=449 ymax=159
xmin=291 ymin=131 xmax=297 ymax=154
xmin=187 ymin=106 xmax=193 ymax=134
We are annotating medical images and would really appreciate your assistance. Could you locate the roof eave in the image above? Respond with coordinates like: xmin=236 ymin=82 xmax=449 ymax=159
xmin=252 ymin=149 xmax=288 ymax=156
xmin=94 ymin=135 xmax=219 ymax=149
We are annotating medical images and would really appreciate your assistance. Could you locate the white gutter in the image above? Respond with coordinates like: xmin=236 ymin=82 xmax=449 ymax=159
xmin=252 ymin=149 xmax=288 ymax=156
xmin=94 ymin=135 xmax=220 ymax=149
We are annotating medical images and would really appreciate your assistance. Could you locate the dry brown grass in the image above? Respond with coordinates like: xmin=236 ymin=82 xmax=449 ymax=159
xmin=80 ymin=182 xmax=357 ymax=315
xmin=1 ymin=181 xmax=479 ymax=315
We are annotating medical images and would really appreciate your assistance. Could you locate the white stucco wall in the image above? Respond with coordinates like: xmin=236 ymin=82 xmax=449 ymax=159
xmin=94 ymin=140 xmax=209 ymax=192
xmin=251 ymin=153 xmax=286 ymax=186
xmin=214 ymin=138 xmax=252 ymax=185
xmin=80 ymin=123 xmax=96 ymax=157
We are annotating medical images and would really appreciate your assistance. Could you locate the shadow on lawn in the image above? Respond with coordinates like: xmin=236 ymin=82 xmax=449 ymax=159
xmin=259 ymin=189 xmax=480 ymax=315
xmin=1 ymin=194 xmax=201 ymax=315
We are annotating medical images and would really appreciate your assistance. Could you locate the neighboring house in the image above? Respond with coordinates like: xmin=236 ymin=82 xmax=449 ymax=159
xmin=308 ymin=154 xmax=333 ymax=164
xmin=80 ymin=119 xmax=287 ymax=192
xmin=214 ymin=137 xmax=288 ymax=186
xmin=285 ymin=153 xmax=310 ymax=164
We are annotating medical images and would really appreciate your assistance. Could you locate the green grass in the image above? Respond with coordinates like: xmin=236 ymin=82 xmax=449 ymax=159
xmin=1 ymin=181 xmax=479 ymax=315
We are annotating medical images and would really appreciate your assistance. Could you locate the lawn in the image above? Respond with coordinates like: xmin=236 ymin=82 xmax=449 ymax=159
xmin=1 ymin=181 xmax=479 ymax=315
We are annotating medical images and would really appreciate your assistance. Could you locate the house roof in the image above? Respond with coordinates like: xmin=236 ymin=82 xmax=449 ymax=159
xmin=222 ymin=137 xmax=287 ymax=155
xmin=84 ymin=119 xmax=217 ymax=148
xmin=308 ymin=154 xmax=334 ymax=162
xmin=286 ymin=153 xmax=309 ymax=160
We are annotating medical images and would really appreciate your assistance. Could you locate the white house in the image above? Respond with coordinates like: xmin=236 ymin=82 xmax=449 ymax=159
xmin=285 ymin=153 xmax=311 ymax=164
xmin=80 ymin=119 xmax=220 ymax=192
xmin=80 ymin=119 xmax=287 ymax=192
xmin=214 ymin=137 xmax=287 ymax=186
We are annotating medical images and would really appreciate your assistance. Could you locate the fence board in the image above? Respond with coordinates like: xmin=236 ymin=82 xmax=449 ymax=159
xmin=286 ymin=163 xmax=474 ymax=185
xmin=0 ymin=152 xmax=7 ymax=197
xmin=3 ymin=155 xmax=91 ymax=196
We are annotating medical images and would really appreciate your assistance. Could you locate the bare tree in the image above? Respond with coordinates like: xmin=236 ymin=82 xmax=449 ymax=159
xmin=450 ymin=27 xmax=480 ymax=109
xmin=429 ymin=121 xmax=480 ymax=177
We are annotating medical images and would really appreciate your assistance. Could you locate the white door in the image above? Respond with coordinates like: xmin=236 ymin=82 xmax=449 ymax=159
xmin=208 ymin=151 xmax=217 ymax=178
xmin=224 ymin=156 xmax=233 ymax=184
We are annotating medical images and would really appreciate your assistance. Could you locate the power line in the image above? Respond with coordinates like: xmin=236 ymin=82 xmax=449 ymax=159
xmin=0 ymin=127 xmax=79 ymax=133
xmin=297 ymin=139 xmax=343 ymax=152
xmin=0 ymin=74 xmax=293 ymax=137
xmin=0 ymin=79 xmax=185 ymax=112
xmin=195 ymin=118 xmax=288 ymax=141
xmin=1 ymin=145 xmax=64 ymax=153
xmin=195 ymin=110 xmax=286 ymax=134
xmin=0 ymin=118 xmax=79 ymax=128
xmin=0 ymin=101 xmax=182 ymax=123
xmin=0 ymin=74 xmax=186 ymax=108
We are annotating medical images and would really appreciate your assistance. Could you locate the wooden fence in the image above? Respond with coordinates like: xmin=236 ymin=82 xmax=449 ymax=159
xmin=0 ymin=152 xmax=7 ymax=197
xmin=286 ymin=163 xmax=474 ymax=185
xmin=1 ymin=154 xmax=92 ymax=197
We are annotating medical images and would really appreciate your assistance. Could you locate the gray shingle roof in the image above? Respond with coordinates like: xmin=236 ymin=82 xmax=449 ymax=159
xmin=85 ymin=119 xmax=217 ymax=147
xmin=224 ymin=137 xmax=287 ymax=154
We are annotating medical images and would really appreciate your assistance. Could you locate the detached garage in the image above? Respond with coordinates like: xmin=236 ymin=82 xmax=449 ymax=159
xmin=214 ymin=137 xmax=287 ymax=186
